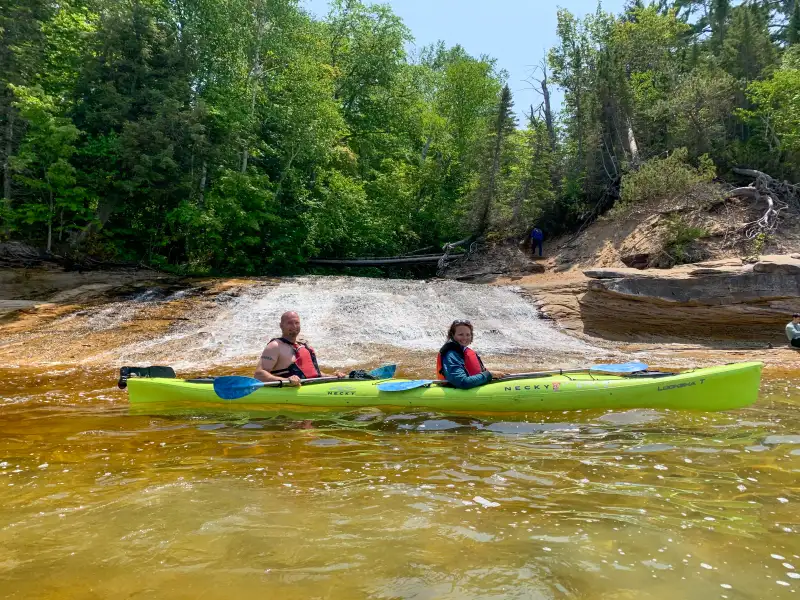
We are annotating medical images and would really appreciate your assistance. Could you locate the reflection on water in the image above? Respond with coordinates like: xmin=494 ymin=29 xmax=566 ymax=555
xmin=1 ymin=367 xmax=799 ymax=599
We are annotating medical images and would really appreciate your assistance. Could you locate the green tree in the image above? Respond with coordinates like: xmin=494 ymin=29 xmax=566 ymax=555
xmin=506 ymin=112 xmax=556 ymax=233
xmin=0 ymin=0 xmax=52 ymax=230
xmin=550 ymin=8 xmax=597 ymax=183
xmin=790 ymin=1 xmax=800 ymax=46
xmin=10 ymin=85 xmax=88 ymax=252
xmin=473 ymin=84 xmax=517 ymax=234
xmin=720 ymin=2 xmax=775 ymax=82
xmin=69 ymin=0 xmax=210 ymax=263
xmin=744 ymin=65 xmax=800 ymax=177
xmin=710 ymin=0 xmax=731 ymax=52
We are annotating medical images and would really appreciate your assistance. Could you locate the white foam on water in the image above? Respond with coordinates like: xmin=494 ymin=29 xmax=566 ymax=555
xmin=109 ymin=276 xmax=601 ymax=369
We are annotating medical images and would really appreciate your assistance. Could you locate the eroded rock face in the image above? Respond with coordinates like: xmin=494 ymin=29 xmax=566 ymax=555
xmin=578 ymin=255 xmax=800 ymax=340
xmin=585 ymin=267 xmax=656 ymax=280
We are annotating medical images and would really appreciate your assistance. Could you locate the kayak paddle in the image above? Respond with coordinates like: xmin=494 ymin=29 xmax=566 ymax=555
xmin=364 ymin=364 xmax=397 ymax=379
xmin=486 ymin=361 xmax=649 ymax=383
xmin=213 ymin=364 xmax=397 ymax=400
xmin=590 ymin=361 xmax=648 ymax=374
xmin=376 ymin=361 xmax=649 ymax=392
xmin=377 ymin=379 xmax=438 ymax=392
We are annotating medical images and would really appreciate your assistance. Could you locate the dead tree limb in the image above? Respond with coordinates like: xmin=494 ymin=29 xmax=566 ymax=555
xmin=726 ymin=176 xmax=787 ymax=240
xmin=437 ymin=237 xmax=469 ymax=275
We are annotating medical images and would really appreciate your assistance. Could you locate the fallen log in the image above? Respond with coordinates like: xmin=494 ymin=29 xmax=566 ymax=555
xmin=309 ymin=254 xmax=445 ymax=267
xmin=442 ymin=236 xmax=472 ymax=252
xmin=726 ymin=186 xmax=759 ymax=200
xmin=405 ymin=245 xmax=439 ymax=256
xmin=310 ymin=237 xmax=476 ymax=271
xmin=732 ymin=167 xmax=774 ymax=181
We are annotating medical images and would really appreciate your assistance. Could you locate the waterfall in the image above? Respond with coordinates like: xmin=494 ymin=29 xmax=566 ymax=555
xmin=110 ymin=277 xmax=602 ymax=370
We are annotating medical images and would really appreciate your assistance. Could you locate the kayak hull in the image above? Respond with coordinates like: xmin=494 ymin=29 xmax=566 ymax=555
xmin=125 ymin=361 xmax=763 ymax=415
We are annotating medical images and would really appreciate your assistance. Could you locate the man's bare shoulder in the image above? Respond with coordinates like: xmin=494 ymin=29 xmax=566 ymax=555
xmin=260 ymin=339 xmax=282 ymax=356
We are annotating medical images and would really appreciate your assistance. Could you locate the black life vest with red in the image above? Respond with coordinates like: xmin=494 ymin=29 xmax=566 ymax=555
xmin=270 ymin=337 xmax=321 ymax=379
xmin=436 ymin=341 xmax=486 ymax=380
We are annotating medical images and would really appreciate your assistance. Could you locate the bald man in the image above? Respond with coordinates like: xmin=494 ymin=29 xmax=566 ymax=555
xmin=254 ymin=312 xmax=344 ymax=386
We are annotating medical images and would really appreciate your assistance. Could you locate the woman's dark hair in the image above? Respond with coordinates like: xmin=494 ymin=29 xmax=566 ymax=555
xmin=446 ymin=319 xmax=473 ymax=341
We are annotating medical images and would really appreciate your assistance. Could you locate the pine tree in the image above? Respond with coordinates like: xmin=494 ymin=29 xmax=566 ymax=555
xmin=710 ymin=0 xmax=731 ymax=53
xmin=474 ymin=84 xmax=517 ymax=234
xmin=624 ymin=0 xmax=645 ymax=22
xmin=789 ymin=1 xmax=800 ymax=46
xmin=721 ymin=2 xmax=776 ymax=81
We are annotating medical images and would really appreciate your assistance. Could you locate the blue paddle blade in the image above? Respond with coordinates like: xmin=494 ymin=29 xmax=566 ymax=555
xmin=213 ymin=376 xmax=265 ymax=400
xmin=369 ymin=364 xmax=397 ymax=379
xmin=377 ymin=379 xmax=436 ymax=392
xmin=589 ymin=361 xmax=648 ymax=374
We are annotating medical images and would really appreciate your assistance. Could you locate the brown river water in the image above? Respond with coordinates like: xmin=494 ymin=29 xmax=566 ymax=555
xmin=1 ymin=276 xmax=799 ymax=599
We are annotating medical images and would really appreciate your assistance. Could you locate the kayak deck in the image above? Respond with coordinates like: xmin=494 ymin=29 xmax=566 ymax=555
xmin=125 ymin=361 xmax=763 ymax=415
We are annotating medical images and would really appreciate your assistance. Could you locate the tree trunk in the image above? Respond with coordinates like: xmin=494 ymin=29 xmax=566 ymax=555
xmin=540 ymin=66 xmax=556 ymax=153
xmin=476 ymin=90 xmax=512 ymax=234
xmin=241 ymin=83 xmax=257 ymax=173
xmin=513 ymin=139 xmax=541 ymax=223
xmin=274 ymin=146 xmax=299 ymax=203
xmin=242 ymin=17 xmax=266 ymax=174
xmin=2 ymin=109 xmax=13 ymax=234
xmin=477 ymin=132 xmax=504 ymax=233
xmin=512 ymin=179 xmax=532 ymax=224
xmin=47 ymin=188 xmax=53 ymax=253
xmin=421 ymin=135 xmax=433 ymax=162
xmin=626 ymin=117 xmax=640 ymax=167
xmin=575 ymin=86 xmax=583 ymax=168
xmin=198 ymin=161 xmax=207 ymax=207
xmin=73 ymin=195 xmax=121 ymax=248
xmin=242 ymin=85 xmax=256 ymax=173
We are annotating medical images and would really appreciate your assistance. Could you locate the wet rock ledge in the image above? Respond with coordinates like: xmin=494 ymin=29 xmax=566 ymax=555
xmin=530 ymin=255 xmax=800 ymax=342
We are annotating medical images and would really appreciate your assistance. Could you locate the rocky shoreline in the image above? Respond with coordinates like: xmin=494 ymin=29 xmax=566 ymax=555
xmin=517 ymin=255 xmax=800 ymax=344
xmin=3 ymin=254 xmax=800 ymax=371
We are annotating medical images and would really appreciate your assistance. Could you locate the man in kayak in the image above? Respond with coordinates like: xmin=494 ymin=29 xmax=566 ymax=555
xmin=254 ymin=311 xmax=345 ymax=386
xmin=786 ymin=313 xmax=800 ymax=348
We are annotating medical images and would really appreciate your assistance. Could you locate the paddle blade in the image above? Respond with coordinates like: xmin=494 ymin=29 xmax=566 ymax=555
xmin=369 ymin=364 xmax=397 ymax=379
xmin=377 ymin=380 xmax=436 ymax=392
xmin=590 ymin=361 xmax=648 ymax=374
xmin=213 ymin=376 xmax=265 ymax=400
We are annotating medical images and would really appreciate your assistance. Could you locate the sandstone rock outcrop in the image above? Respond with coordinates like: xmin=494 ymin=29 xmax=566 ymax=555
xmin=528 ymin=255 xmax=800 ymax=341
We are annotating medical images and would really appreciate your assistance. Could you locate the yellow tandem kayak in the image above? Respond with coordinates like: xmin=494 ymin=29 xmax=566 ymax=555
xmin=125 ymin=361 xmax=762 ymax=416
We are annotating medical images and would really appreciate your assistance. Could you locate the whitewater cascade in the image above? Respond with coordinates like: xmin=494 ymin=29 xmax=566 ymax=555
xmin=110 ymin=277 xmax=603 ymax=370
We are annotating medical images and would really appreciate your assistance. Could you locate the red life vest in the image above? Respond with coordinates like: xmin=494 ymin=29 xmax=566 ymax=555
xmin=270 ymin=337 xmax=321 ymax=379
xmin=437 ymin=341 xmax=485 ymax=380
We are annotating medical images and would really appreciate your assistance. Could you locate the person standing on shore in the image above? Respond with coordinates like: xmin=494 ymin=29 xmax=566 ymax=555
xmin=786 ymin=313 xmax=800 ymax=348
xmin=530 ymin=226 xmax=544 ymax=257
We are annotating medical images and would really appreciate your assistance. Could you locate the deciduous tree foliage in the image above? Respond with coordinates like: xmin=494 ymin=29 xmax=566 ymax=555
xmin=1 ymin=0 xmax=799 ymax=273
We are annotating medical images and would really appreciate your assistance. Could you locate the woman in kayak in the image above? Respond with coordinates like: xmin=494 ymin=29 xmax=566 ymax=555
xmin=437 ymin=320 xmax=507 ymax=389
